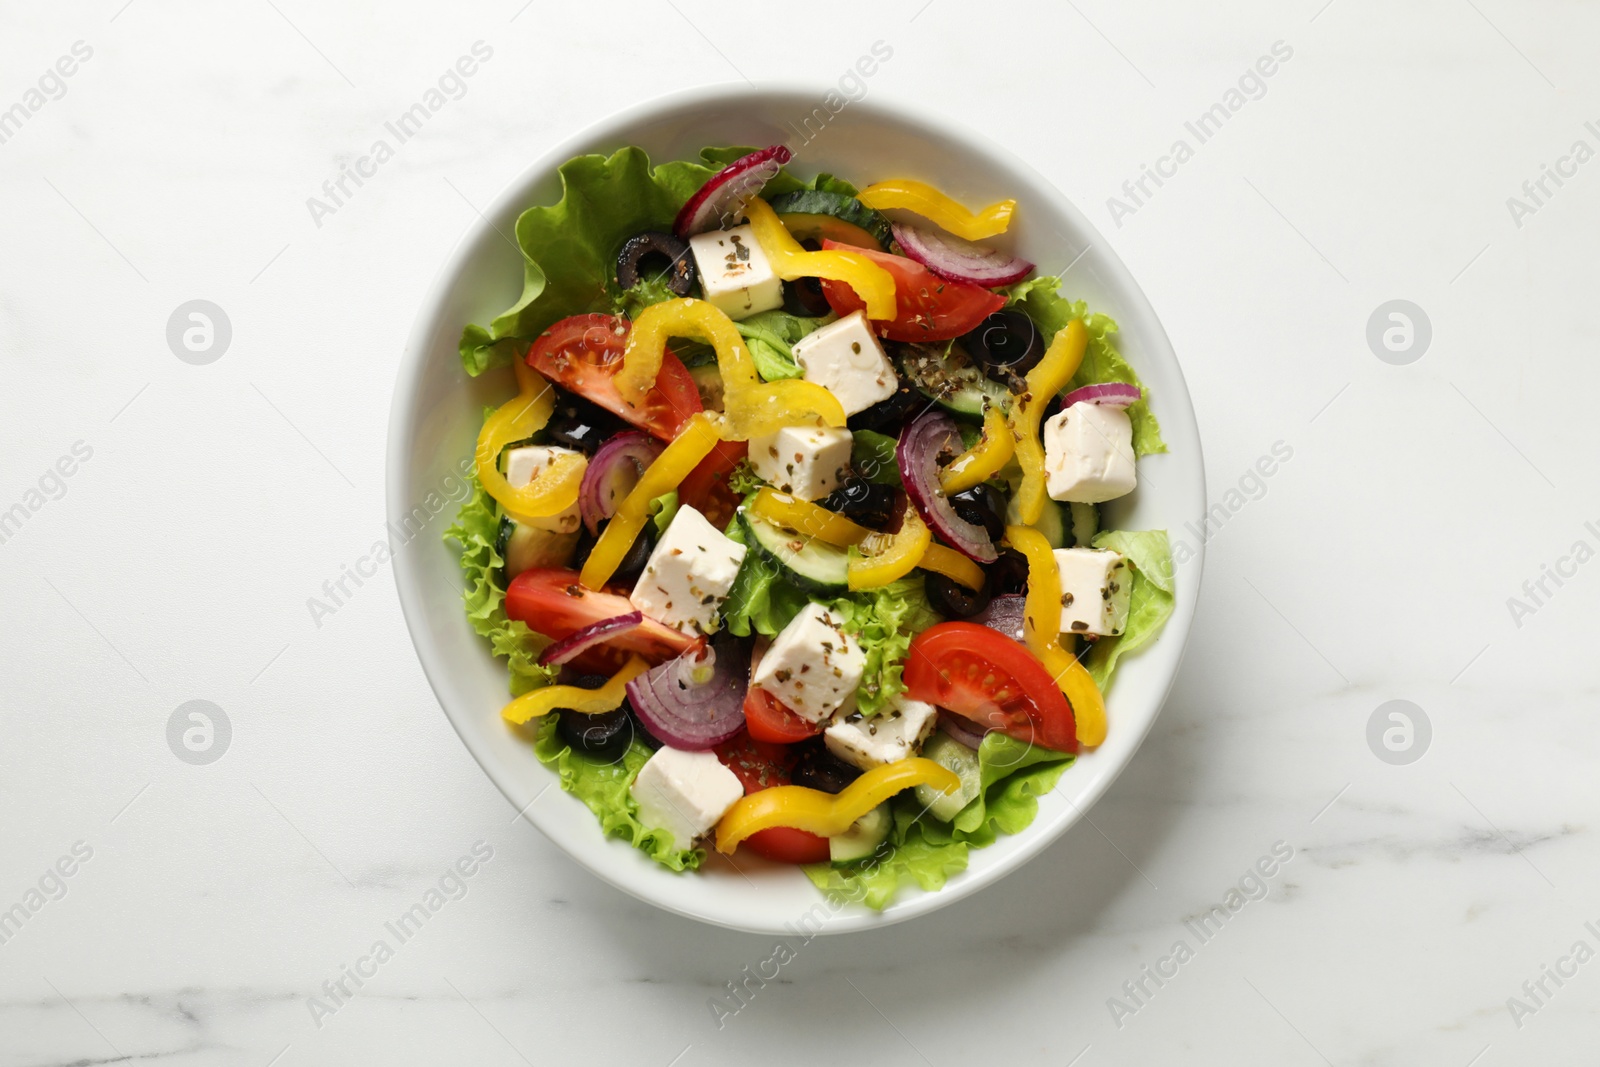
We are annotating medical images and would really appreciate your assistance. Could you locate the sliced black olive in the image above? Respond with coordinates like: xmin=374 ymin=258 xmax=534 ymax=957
xmin=821 ymin=478 xmax=897 ymax=530
xmin=616 ymin=231 xmax=697 ymax=296
xmin=782 ymin=277 xmax=831 ymax=317
xmin=986 ymin=548 xmax=1029 ymax=596
xmin=926 ymin=571 xmax=993 ymax=619
xmin=570 ymin=525 xmax=596 ymax=572
xmin=782 ymin=239 xmax=832 ymax=316
xmin=951 ymin=483 xmax=1005 ymax=520
xmin=791 ymin=740 xmax=861 ymax=795
xmin=950 ymin=486 xmax=1005 ymax=544
xmin=960 ymin=309 xmax=1044 ymax=386
xmin=571 ymin=520 xmax=655 ymax=586
xmin=544 ymin=389 xmax=622 ymax=454
xmin=848 ymin=375 xmax=925 ymax=435
xmin=610 ymin=523 xmax=656 ymax=588
xmin=953 ymin=501 xmax=1003 ymax=544
xmin=556 ymin=705 xmax=633 ymax=762
xmin=1042 ymin=391 xmax=1070 ymax=425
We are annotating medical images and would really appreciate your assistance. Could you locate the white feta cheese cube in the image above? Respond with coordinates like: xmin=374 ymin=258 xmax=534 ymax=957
xmin=1043 ymin=402 xmax=1137 ymax=504
xmin=747 ymin=425 xmax=853 ymax=501
xmin=792 ymin=310 xmax=898 ymax=416
xmin=629 ymin=505 xmax=748 ymax=636
xmin=825 ymin=696 xmax=938 ymax=771
xmin=629 ymin=746 xmax=744 ymax=851
xmin=1054 ymin=547 xmax=1131 ymax=637
xmin=751 ymin=602 xmax=865 ymax=722
xmin=503 ymin=444 xmax=584 ymax=532
xmin=688 ymin=225 xmax=784 ymax=321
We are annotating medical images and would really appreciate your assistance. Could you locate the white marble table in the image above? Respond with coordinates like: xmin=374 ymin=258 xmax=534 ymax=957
xmin=2 ymin=2 xmax=1596 ymax=1063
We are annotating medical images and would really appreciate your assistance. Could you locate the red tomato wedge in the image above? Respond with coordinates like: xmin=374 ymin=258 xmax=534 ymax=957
xmin=525 ymin=313 xmax=702 ymax=442
xmin=818 ymin=241 xmax=1006 ymax=342
xmin=743 ymin=638 xmax=821 ymax=744
xmin=902 ymin=621 xmax=1078 ymax=753
xmin=740 ymin=824 xmax=831 ymax=865
xmin=678 ymin=439 xmax=747 ymax=531
xmin=714 ymin=733 xmax=830 ymax=864
xmin=744 ymin=686 xmax=820 ymax=744
xmin=715 ymin=733 xmax=796 ymax=793
xmin=503 ymin=567 xmax=697 ymax=673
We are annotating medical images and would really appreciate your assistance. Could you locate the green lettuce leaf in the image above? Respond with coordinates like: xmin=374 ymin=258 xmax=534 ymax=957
xmin=931 ymin=732 xmax=1075 ymax=846
xmin=530 ymin=716 xmax=704 ymax=871
xmin=648 ymin=490 xmax=679 ymax=535
xmin=459 ymin=146 xmax=718 ymax=375
xmin=726 ymin=459 xmax=765 ymax=497
xmin=461 ymin=146 xmax=862 ymax=376
xmin=803 ymin=822 xmax=971 ymax=911
xmin=1086 ymin=529 xmax=1176 ymax=689
xmin=1005 ymin=276 xmax=1166 ymax=456
xmin=611 ymin=272 xmax=686 ymax=322
xmin=733 ymin=308 xmax=834 ymax=381
xmin=442 ymin=469 xmax=559 ymax=696
xmin=851 ymin=429 xmax=901 ymax=486
xmin=804 ymin=733 xmax=1074 ymax=908
xmin=825 ymin=577 xmax=942 ymax=716
xmin=720 ymin=513 xmax=811 ymax=638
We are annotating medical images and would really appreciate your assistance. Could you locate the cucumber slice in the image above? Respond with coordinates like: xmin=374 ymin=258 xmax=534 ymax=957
xmin=1033 ymin=499 xmax=1068 ymax=549
xmin=913 ymin=731 xmax=983 ymax=822
xmin=768 ymin=190 xmax=892 ymax=250
xmin=1004 ymin=483 xmax=1068 ymax=548
xmin=495 ymin=517 xmax=579 ymax=586
xmin=688 ymin=362 xmax=724 ymax=411
xmin=738 ymin=510 xmax=849 ymax=595
xmin=830 ymin=804 xmax=892 ymax=866
xmin=897 ymin=341 xmax=1010 ymax=421
xmin=1069 ymin=502 xmax=1100 ymax=548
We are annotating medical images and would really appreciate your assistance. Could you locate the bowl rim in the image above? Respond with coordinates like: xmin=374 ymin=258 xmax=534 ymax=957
xmin=388 ymin=81 xmax=1206 ymax=934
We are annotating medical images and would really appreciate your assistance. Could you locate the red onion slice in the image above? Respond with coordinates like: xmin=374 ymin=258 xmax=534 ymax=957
xmin=896 ymin=411 xmax=998 ymax=563
xmin=1060 ymin=382 xmax=1141 ymax=409
xmin=938 ymin=710 xmax=991 ymax=750
xmin=891 ymin=220 xmax=1034 ymax=288
xmin=674 ymin=146 xmax=792 ymax=238
xmin=537 ymin=612 xmax=644 ymax=666
xmin=579 ymin=431 xmax=664 ymax=535
xmin=970 ymin=594 xmax=1026 ymax=644
xmin=625 ymin=635 xmax=748 ymax=749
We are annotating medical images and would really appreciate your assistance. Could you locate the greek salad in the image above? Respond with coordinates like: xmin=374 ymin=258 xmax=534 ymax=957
xmin=446 ymin=145 xmax=1175 ymax=907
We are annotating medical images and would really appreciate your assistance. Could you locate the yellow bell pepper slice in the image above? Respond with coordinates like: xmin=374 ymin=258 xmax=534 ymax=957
xmin=748 ymin=488 xmax=872 ymax=546
xmin=618 ymin=298 xmax=756 ymax=401
xmin=474 ymin=360 xmax=587 ymax=524
xmin=1006 ymin=524 xmax=1107 ymax=747
xmin=847 ymin=501 xmax=930 ymax=591
xmin=580 ymin=412 xmax=722 ymax=589
xmin=918 ymin=543 xmax=986 ymax=591
xmin=1008 ymin=318 xmax=1088 ymax=526
xmin=715 ymin=757 xmax=959 ymax=853
xmin=744 ymin=197 xmax=896 ymax=321
xmin=616 ymin=297 xmax=844 ymax=441
xmin=501 ymin=656 xmax=649 ymax=726
xmin=940 ymin=406 xmax=1015 ymax=495
xmin=857 ymin=179 xmax=1017 ymax=241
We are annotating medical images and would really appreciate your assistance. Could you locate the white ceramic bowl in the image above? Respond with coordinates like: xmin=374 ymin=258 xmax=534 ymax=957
xmin=389 ymin=85 xmax=1205 ymax=935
